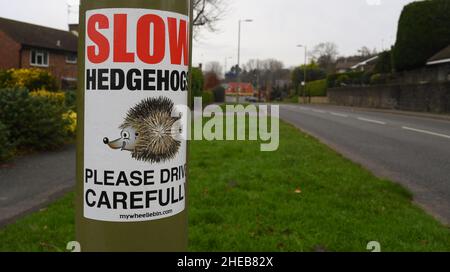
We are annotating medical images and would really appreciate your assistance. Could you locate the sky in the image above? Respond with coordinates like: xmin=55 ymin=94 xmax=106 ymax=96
xmin=0 ymin=0 xmax=417 ymax=70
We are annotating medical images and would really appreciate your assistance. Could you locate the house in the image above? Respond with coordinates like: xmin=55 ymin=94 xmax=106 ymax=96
xmin=427 ymin=45 xmax=450 ymax=66
xmin=224 ymin=82 xmax=256 ymax=103
xmin=335 ymin=55 xmax=378 ymax=74
xmin=225 ymin=82 xmax=255 ymax=97
xmin=0 ymin=17 xmax=78 ymax=89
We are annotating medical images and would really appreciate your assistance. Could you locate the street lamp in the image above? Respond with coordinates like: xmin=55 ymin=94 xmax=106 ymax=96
xmin=297 ymin=44 xmax=307 ymax=104
xmin=236 ymin=19 xmax=253 ymax=103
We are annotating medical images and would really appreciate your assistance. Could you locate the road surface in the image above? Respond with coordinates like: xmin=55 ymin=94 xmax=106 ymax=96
xmin=280 ymin=104 xmax=450 ymax=225
xmin=0 ymin=145 xmax=75 ymax=227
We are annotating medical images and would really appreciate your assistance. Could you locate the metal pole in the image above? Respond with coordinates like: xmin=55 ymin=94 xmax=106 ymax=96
xmin=303 ymin=46 xmax=307 ymax=104
xmin=237 ymin=20 xmax=241 ymax=104
xmin=76 ymin=0 xmax=191 ymax=252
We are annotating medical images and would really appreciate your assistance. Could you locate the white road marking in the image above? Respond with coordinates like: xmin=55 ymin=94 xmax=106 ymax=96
xmin=402 ymin=126 xmax=450 ymax=140
xmin=312 ymin=109 xmax=326 ymax=113
xmin=357 ymin=117 xmax=386 ymax=125
xmin=330 ymin=112 xmax=348 ymax=118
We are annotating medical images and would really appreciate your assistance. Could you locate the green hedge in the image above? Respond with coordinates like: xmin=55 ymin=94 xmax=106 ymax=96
xmin=0 ymin=121 xmax=14 ymax=162
xmin=393 ymin=0 xmax=450 ymax=71
xmin=327 ymin=71 xmax=370 ymax=88
xmin=0 ymin=69 xmax=58 ymax=91
xmin=306 ymin=79 xmax=327 ymax=97
xmin=202 ymin=91 xmax=214 ymax=106
xmin=190 ymin=67 xmax=204 ymax=107
xmin=0 ymin=88 xmax=70 ymax=151
xmin=212 ymin=86 xmax=225 ymax=103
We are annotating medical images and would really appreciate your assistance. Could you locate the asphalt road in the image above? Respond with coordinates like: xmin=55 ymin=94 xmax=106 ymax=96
xmin=280 ymin=104 xmax=450 ymax=225
xmin=0 ymin=145 xmax=75 ymax=227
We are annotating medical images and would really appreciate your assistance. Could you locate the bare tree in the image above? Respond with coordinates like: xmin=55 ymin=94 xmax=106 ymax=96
xmin=205 ymin=61 xmax=223 ymax=76
xmin=192 ymin=0 xmax=225 ymax=35
xmin=310 ymin=42 xmax=339 ymax=74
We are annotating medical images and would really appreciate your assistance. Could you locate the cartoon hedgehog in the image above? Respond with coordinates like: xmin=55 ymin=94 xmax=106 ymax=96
xmin=103 ymin=97 xmax=182 ymax=163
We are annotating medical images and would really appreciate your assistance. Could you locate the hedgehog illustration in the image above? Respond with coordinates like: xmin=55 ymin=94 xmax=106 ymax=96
xmin=103 ymin=97 xmax=182 ymax=163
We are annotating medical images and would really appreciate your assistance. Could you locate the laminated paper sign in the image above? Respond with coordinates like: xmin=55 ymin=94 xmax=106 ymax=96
xmin=83 ymin=8 xmax=188 ymax=222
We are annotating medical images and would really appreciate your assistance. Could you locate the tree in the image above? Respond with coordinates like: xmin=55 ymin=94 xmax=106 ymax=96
xmin=291 ymin=63 xmax=326 ymax=94
xmin=193 ymin=0 xmax=225 ymax=35
xmin=357 ymin=46 xmax=372 ymax=57
xmin=204 ymin=71 xmax=221 ymax=90
xmin=392 ymin=0 xmax=450 ymax=71
xmin=190 ymin=67 xmax=204 ymax=107
xmin=310 ymin=42 xmax=339 ymax=74
xmin=205 ymin=61 xmax=223 ymax=77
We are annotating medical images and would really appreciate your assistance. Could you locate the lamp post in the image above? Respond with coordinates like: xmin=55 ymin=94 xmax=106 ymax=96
xmin=297 ymin=44 xmax=307 ymax=104
xmin=237 ymin=19 xmax=253 ymax=103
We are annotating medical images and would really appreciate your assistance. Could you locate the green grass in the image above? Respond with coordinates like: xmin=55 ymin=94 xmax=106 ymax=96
xmin=1 ymin=120 xmax=449 ymax=252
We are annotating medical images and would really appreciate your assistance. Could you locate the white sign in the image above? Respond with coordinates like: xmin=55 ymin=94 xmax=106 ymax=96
xmin=83 ymin=8 xmax=188 ymax=222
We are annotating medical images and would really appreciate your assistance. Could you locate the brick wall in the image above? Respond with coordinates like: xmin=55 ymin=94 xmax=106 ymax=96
xmin=0 ymin=30 xmax=21 ymax=69
xmin=328 ymin=82 xmax=450 ymax=113
xmin=20 ymin=48 xmax=77 ymax=86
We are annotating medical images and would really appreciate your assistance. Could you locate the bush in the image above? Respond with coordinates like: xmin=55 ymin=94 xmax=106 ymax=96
xmin=0 ymin=88 xmax=70 ymax=151
xmin=0 ymin=68 xmax=58 ymax=91
xmin=306 ymin=79 xmax=327 ymax=97
xmin=190 ymin=67 xmax=204 ymax=107
xmin=327 ymin=71 xmax=365 ymax=88
xmin=374 ymin=51 xmax=393 ymax=74
xmin=64 ymin=90 xmax=77 ymax=112
xmin=393 ymin=0 xmax=450 ymax=71
xmin=212 ymin=86 xmax=225 ymax=103
xmin=202 ymin=91 xmax=214 ymax=106
xmin=0 ymin=121 xmax=14 ymax=162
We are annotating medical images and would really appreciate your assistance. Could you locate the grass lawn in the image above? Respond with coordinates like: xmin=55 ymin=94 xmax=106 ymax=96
xmin=0 ymin=119 xmax=449 ymax=252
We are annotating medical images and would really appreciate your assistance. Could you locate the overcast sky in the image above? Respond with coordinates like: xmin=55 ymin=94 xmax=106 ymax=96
xmin=0 ymin=0 xmax=416 ymax=69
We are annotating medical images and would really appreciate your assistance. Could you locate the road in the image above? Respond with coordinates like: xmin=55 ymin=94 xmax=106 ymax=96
xmin=280 ymin=104 xmax=450 ymax=225
xmin=0 ymin=145 xmax=75 ymax=227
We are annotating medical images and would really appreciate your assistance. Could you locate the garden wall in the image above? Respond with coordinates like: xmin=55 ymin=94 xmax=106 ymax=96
xmin=327 ymin=82 xmax=450 ymax=113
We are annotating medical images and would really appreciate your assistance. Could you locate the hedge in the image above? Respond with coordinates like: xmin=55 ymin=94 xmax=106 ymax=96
xmin=393 ymin=0 xmax=450 ymax=71
xmin=190 ymin=67 xmax=204 ymax=107
xmin=202 ymin=91 xmax=214 ymax=106
xmin=0 ymin=121 xmax=14 ymax=162
xmin=0 ymin=88 xmax=71 ymax=151
xmin=0 ymin=68 xmax=58 ymax=91
xmin=306 ymin=79 xmax=327 ymax=97
xmin=327 ymin=71 xmax=370 ymax=88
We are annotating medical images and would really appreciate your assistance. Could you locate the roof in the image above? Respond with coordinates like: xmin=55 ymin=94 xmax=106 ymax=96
xmin=0 ymin=17 xmax=77 ymax=52
xmin=427 ymin=45 xmax=450 ymax=65
xmin=225 ymin=83 xmax=255 ymax=96
xmin=351 ymin=56 xmax=379 ymax=69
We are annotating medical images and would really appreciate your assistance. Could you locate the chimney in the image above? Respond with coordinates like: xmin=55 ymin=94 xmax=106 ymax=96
xmin=69 ymin=24 xmax=79 ymax=36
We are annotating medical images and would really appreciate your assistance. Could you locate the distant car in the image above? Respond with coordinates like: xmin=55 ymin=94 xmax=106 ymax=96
xmin=245 ymin=97 xmax=258 ymax=103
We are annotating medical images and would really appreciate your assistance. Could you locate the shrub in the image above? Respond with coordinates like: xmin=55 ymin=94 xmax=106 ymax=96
xmin=327 ymin=71 xmax=365 ymax=88
xmin=0 ymin=68 xmax=58 ymax=91
xmin=63 ymin=110 xmax=77 ymax=137
xmin=0 ymin=88 xmax=70 ymax=151
xmin=202 ymin=91 xmax=214 ymax=106
xmin=190 ymin=67 xmax=204 ymax=107
xmin=393 ymin=0 xmax=450 ymax=71
xmin=306 ymin=79 xmax=327 ymax=97
xmin=336 ymin=74 xmax=351 ymax=87
xmin=212 ymin=85 xmax=225 ymax=103
xmin=65 ymin=90 xmax=77 ymax=112
xmin=0 ymin=121 xmax=14 ymax=162
xmin=374 ymin=51 xmax=393 ymax=74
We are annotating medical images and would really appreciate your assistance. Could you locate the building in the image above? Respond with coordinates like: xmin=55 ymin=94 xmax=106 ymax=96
xmin=0 ymin=17 xmax=78 ymax=89
xmin=427 ymin=45 xmax=450 ymax=66
xmin=335 ymin=55 xmax=378 ymax=74
xmin=224 ymin=82 xmax=256 ymax=103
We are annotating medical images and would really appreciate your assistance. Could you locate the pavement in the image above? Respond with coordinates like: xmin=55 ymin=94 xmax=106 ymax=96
xmin=0 ymin=145 xmax=76 ymax=227
xmin=280 ymin=104 xmax=450 ymax=225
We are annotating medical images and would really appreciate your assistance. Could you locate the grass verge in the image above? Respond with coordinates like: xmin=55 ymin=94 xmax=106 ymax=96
xmin=0 ymin=120 xmax=449 ymax=252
